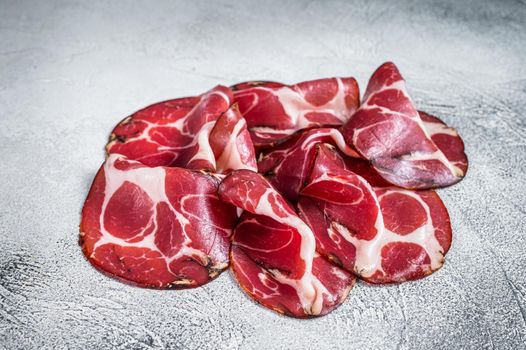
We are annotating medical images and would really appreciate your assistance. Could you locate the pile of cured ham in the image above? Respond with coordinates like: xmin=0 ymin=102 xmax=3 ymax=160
xmin=80 ymin=62 xmax=468 ymax=318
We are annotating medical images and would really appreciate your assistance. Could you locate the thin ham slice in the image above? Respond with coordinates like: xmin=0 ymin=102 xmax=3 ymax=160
xmin=342 ymin=110 xmax=467 ymax=188
xmin=107 ymin=85 xmax=257 ymax=173
xmin=218 ymin=170 xmax=355 ymax=317
xmin=232 ymin=78 xmax=360 ymax=147
xmin=341 ymin=62 xmax=467 ymax=189
xmin=80 ymin=155 xmax=238 ymax=288
xmin=298 ymin=144 xmax=452 ymax=283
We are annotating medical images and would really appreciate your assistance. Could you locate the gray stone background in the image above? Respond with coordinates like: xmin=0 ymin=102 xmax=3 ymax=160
xmin=1 ymin=0 xmax=525 ymax=349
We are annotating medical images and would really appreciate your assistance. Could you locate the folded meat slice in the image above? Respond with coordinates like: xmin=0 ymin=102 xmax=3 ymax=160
xmin=80 ymin=154 xmax=238 ymax=288
xmin=208 ymin=105 xmax=257 ymax=173
xmin=342 ymin=111 xmax=467 ymax=188
xmin=232 ymin=78 xmax=360 ymax=147
xmin=341 ymin=62 xmax=467 ymax=189
xmin=107 ymin=85 xmax=257 ymax=172
xmin=218 ymin=170 xmax=355 ymax=317
xmin=298 ymin=144 xmax=452 ymax=283
xmin=258 ymin=128 xmax=359 ymax=201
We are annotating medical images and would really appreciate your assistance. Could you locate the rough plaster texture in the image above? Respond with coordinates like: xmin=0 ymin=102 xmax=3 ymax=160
xmin=0 ymin=0 xmax=525 ymax=349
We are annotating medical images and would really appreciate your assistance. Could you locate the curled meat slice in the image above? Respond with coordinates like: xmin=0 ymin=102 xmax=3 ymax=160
xmin=208 ymin=105 xmax=257 ymax=173
xmin=218 ymin=170 xmax=355 ymax=317
xmin=258 ymin=128 xmax=359 ymax=201
xmin=232 ymin=78 xmax=360 ymax=147
xmin=106 ymin=85 xmax=256 ymax=173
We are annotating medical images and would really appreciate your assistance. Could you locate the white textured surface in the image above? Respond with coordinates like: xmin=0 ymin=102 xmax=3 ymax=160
xmin=1 ymin=0 xmax=525 ymax=349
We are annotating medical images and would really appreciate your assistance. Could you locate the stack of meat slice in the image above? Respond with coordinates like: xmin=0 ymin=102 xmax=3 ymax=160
xmin=80 ymin=62 xmax=468 ymax=317
xmin=81 ymin=86 xmax=257 ymax=288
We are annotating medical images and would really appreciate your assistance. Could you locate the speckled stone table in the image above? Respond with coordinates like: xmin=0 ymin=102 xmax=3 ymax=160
xmin=1 ymin=0 xmax=525 ymax=349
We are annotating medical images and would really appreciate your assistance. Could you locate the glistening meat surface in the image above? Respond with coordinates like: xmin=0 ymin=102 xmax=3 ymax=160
xmin=80 ymin=155 xmax=238 ymax=288
xmin=218 ymin=170 xmax=355 ymax=317
xmin=341 ymin=62 xmax=468 ymax=189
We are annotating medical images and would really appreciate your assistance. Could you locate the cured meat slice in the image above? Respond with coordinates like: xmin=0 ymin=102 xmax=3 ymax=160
xmin=298 ymin=144 xmax=452 ymax=283
xmin=419 ymin=111 xmax=468 ymax=175
xmin=258 ymin=128 xmax=359 ymax=201
xmin=106 ymin=85 xmax=234 ymax=170
xmin=218 ymin=170 xmax=355 ymax=317
xmin=232 ymin=78 xmax=360 ymax=147
xmin=341 ymin=62 xmax=467 ymax=189
xmin=298 ymin=145 xmax=382 ymax=271
xmin=342 ymin=111 xmax=467 ymax=188
xmin=80 ymin=154 xmax=238 ymax=288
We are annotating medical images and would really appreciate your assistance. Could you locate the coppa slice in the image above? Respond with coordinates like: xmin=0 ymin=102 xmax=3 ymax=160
xmin=218 ymin=170 xmax=355 ymax=317
xmin=80 ymin=154 xmax=238 ymax=288
xmin=232 ymin=78 xmax=360 ymax=147
xmin=342 ymin=111 xmax=467 ymax=188
xmin=106 ymin=85 xmax=234 ymax=170
xmin=341 ymin=62 xmax=467 ymax=189
xmin=258 ymin=128 xmax=359 ymax=201
xmin=298 ymin=144 xmax=452 ymax=283
xmin=298 ymin=145 xmax=383 ymax=273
